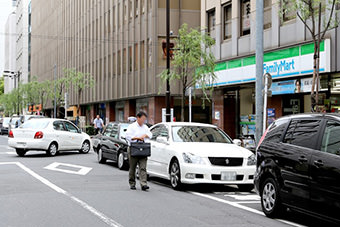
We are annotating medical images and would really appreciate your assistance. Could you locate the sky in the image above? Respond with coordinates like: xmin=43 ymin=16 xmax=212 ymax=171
xmin=0 ymin=0 xmax=15 ymax=74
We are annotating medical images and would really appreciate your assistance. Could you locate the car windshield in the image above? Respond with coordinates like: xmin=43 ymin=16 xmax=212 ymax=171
xmin=10 ymin=118 xmax=20 ymax=124
xmin=172 ymin=126 xmax=233 ymax=143
xmin=120 ymin=123 xmax=129 ymax=138
xmin=20 ymin=119 xmax=50 ymax=129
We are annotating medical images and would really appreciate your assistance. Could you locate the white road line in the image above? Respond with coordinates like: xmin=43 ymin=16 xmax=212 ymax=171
xmin=189 ymin=192 xmax=306 ymax=227
xmin=0 ymin=162 xmax=123 ymax=227
xmin=44 ymin=162 xmax=92 ymax=175
xmin=236 ymin=201 xmax=261 ymax=204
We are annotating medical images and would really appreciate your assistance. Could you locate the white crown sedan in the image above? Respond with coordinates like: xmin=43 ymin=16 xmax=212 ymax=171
xmin=147 ymin=122 xmax=256 ymax=191
xmin=8 ymin=118 xmax=91 ymax=157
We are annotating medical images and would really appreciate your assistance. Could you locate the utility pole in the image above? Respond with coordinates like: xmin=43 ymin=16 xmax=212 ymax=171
xmin=53 ymin=64 xmax=57 ymax=118
xmin=165 ymin=0 xmax=171 ymax=122
xmin=255 ymin=0 xmax=264 ymax=143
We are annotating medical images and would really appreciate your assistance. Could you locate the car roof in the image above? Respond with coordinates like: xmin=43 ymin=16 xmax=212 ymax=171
xmin=154 ymin=122 xmax=218 ymax=128
xmin=276 ymin=113 xmax=340 ymax=121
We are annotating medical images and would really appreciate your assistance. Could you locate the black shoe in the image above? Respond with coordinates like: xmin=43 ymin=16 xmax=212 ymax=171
xmin=141 ymin=185 xmax=149 ymax=191
xmin=130 ymin=186 xmax=136 ymax=190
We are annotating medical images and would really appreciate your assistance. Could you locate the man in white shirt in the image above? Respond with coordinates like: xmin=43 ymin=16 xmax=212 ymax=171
xmin=93 ymin=115 xmax=104 ymax=134
xmin=126 ymin=111 xmax=152 ymax=191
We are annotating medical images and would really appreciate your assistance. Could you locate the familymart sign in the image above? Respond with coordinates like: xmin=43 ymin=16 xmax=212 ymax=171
xmin=211 ymin=39 xmax=330 ymax=86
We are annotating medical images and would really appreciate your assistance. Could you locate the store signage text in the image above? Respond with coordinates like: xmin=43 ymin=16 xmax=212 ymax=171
xmin=263 ymin=59 xmax=295 ymax=75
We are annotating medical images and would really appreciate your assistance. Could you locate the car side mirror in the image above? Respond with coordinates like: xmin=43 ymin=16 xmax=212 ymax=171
xmin=156 ymin=136 xmax=169 ymax=144
xmin=233 ymin=139 xmax=242 ymax=146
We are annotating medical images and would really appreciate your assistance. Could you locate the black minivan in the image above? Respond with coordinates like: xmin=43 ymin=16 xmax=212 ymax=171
xmin=255 ymin=113 xmax=340 ymax=224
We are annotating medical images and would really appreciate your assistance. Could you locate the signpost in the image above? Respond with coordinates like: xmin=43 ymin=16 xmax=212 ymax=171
xmin=263 ymin=73 xmax=272 ymax=134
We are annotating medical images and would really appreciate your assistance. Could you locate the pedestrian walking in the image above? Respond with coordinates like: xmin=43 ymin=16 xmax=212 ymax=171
xmin=126 ymin=111 xmax=152 ymax=191
xmin=93 ymin=115 xmax=104 ymax=134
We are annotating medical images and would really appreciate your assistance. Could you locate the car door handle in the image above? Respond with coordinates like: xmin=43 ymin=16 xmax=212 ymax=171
xmin=314 ymin=160 xmax=324 ymax=168
xmin=298 ymin=156 xmax=308 ymax=163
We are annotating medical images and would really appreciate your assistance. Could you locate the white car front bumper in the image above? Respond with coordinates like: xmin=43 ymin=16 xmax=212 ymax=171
xmin=180 ymin=163 xmax=256 ymax=185
xmin=8 ymin=138 xmax=49 ymax=151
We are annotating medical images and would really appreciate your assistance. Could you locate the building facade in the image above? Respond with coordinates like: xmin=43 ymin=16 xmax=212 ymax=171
xmin=202 ymin=0 xmax=340 ymax=139
xmin=31 ymin=0 xmax=201 ymax=124
xmin=15 ymin=0 xmax=30 ymax=84
xmin=4 ymin=12 xmax=16 ymax=94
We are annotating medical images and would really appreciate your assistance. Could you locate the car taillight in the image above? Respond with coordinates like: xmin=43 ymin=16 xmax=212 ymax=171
xmin=34 ymin=131 xmax=44 ymax=139
xmin=256 ymin=128 xmax=269 ymax=150
xmin=8 ymin=130 xmax=14 ymax=138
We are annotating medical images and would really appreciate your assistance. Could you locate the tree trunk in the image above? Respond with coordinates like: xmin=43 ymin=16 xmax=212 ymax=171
xmin=77 ymin=90 xmax=81 ymax=117
xmin=181 ymin=87 xmax=186 ymax=122
xmin=310 ymin=41 xmax=318 ymax=112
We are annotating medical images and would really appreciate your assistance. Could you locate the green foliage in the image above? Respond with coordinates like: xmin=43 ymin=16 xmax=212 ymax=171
xmin=159 ymin=24 xmax=216 ymax=121
xmin=0 ymin=77 xmax=4 ymax=96
xmin=63 ymin=68 xmax=95 ymax=116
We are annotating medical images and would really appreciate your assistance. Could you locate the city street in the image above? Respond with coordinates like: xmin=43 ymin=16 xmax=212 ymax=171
xmin=0 ymin=135 xmax=333 ymax=227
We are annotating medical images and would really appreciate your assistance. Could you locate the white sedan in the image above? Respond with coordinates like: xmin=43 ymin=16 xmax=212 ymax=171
xmin=8 ymin=118 xmax=91 ymax=157
xmin=148 ymin=122 xmax=256 ymax=191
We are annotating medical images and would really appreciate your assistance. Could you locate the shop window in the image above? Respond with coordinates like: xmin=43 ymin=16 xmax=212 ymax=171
xmin=281 ymin=0 xmax=296 ymax=22
xmin=240 ymin=0 xmax=251 ymax=36
xmin=207 ymin=9 xmax=216 ymax=35
xmin=264 ymin=0 xmax=272 ymax=29
xmin=223 ymin=3 xmax=232 ymax=40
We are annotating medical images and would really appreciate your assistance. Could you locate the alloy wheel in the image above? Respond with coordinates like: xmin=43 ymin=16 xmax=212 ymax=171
xmin=262 ymin=182 xmax=276 ymax=212
xmin=118 ymin=153 xmax=124 ymax=169
xmin=170 ymin=162 xmax=180 ymax=188
xmin=81 ymin=141 xmax=90 ymax=153
xmin=49 ymin=144 xmax=57 ymax=156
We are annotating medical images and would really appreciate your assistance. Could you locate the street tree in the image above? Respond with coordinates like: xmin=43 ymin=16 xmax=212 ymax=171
xmin=0 ymin=77 xmax=4 ymax=96
xmin=54 ymin=72 xmax=72 ymax=118
xmin=159 ymin=24 xmax=216 ymax=121
xmin=64 ymin=68 xmax=95 ymax=117
xmin=281 ymin=0 xmax=340 ymax=111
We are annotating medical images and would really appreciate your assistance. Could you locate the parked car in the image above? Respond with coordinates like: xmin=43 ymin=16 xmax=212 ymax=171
xmin=1 ymin=117 xmax=11 ymax=135
xmin=19 ymin=115 xmax=45 ymax=125
xmin=8 ymin=118 xmax=91 ymax=157
xmin=147 ymin=122 xmax=256 ymax=190
xmin=92 ymin=122 xmax=130 ymax=170
xmin=9 ymin=116 xmax=20 ymax=131
xmin=255 ymin=113 xmax=340 ymax=224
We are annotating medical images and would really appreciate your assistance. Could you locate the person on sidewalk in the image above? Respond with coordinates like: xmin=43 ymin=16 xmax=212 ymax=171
xmin=126 ymin=111 xmax=152 ymax=191
xmin=93 ymin=115 xmax=104 ymax=134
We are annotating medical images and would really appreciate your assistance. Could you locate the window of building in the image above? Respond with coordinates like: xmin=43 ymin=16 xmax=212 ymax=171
xmin=141 ymin=40 xmax=145 ymax=69
xmin=321 ymin=121 xmax=340 ymax=155
xmin=113 ymin=6 xmax=116 ymax=31
xmin=135 ymin=0 xmax=139 ymax=17
xmin=223 ymin=3 xmax=232 ymax=40
xmin=264 ymin=0 xmax=271 ymax=29
xmin=240 ymin=0 xmax=251 ymax=36
xmin=113 ymin=53 xmax=116 ymax=75
xmin=117 ymin=50 xmax=121 ymax=73
xmin=128 ymin=46 xmax=132 ymax=72
xmin=282 ymin=0 xmax=296 ymax=22
xmin=123 ymin=48 xmax=126 ymax=73
xmin=207 ymin=9 xmax=216 ymax=34
xmin=142 ymin=0 xmax=145 ymax=14
xmin=135 ymin=43 xmax=138 ymax=71
xmin=283 ymin=119 xmax=321 ymax=149
xmin=129 ymin=0 xmax=133 ymax=20
xmin=148 ymin=0 xmax=152 ymax=11
xmin=147 ymin=38 xmax=152 ymax=67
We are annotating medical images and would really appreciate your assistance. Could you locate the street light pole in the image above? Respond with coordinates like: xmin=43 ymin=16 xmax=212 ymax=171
xmin=255 ymin=0 xmax=264 ymax=144
xmin=17 ymin=71 xmax=21 ymax=115
xmin=165 ymin=0 xmax=171 ymax=122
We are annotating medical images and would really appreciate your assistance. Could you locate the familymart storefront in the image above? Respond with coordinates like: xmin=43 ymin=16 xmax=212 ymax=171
xmin=211 ymin=40 xmax=331 ymax=140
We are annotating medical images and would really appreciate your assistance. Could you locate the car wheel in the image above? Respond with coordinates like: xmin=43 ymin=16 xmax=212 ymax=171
xmin=46 ymin=143 xmax=58 ymax=156
xmin=79 ymin=141 xmax=90 ymax=154
xmin=117 ymin=152 xmax=128 ymax=170
xmin=16 ymin=149 xmax=26 ymax=157
xmin=170 ymin=160 xmax=182 ymax=190
xmin=238 ymin=184 xmax=254 ymax=192
xmin=97 ymin=148 xmax=106 ymax=164
xmin=261 ymin=178 xmax=283 ymax=217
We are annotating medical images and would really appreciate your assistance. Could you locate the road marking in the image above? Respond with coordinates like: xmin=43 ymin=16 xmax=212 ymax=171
xmin=189 ymin=192 xmax=306 ymax=227
xmin=6 ymin=151 xmax=16 ymax=155
xmin=0 ymin=162 xmax=123 ymax=227
xmin=44 ymin=162 xmax=92 ymax=175
xmin=224 ymin=194 xmax=260 ymax=201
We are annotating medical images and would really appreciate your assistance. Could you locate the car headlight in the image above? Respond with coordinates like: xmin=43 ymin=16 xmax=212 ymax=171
xmin=182 ymin=153 xmax=206 ymax=165
xmin=247 ymin=154 xmax=256 ymax=166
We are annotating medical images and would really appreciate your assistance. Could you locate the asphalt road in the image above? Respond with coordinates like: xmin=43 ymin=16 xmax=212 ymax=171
xmin=0 ymin=135 xmax=335 ymax=227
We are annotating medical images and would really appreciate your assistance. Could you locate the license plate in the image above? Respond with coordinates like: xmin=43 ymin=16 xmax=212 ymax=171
xmin=221 ymin=171 xmax=236 ymax=181
xmin=17 ymin=142 xmax=27 ymax=147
